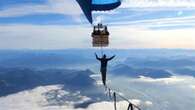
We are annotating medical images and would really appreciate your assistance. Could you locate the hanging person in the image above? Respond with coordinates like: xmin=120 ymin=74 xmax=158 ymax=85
xmin=113 ymin=92 xmax=117 ymax=110
xmin=95 ymin=53 xmax=115 ymax=86
xmin=127 ymin=103 xmax=134 ymax=110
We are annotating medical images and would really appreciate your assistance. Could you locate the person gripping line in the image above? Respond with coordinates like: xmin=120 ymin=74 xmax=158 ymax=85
xmin=95 ymin=53 xmax=115 ymax=86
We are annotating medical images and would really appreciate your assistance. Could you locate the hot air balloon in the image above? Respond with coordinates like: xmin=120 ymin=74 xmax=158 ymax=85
xmin=76 ymin=0 xmax=121 ymax=24
xmin=76 ymin=0 xmax=121 ymax=47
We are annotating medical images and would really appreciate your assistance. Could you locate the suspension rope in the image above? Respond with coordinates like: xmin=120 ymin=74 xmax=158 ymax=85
xmin=105 ymin=86 xmax=142 ymax=110
xmin=108 ymin=88 xmax=112 ymax=99
xmin=113 ymin=92 xmax=117 ymax=110
xmin=101 ymin=46 xmax=104 ymax=56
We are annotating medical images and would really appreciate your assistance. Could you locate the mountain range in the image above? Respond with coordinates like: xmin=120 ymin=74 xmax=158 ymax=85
xmin=110 ymin=64 xmax=172 ymax=78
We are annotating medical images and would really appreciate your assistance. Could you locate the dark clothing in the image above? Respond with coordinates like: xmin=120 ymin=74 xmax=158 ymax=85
xmin=127 ymin=103 xmax=133 ymax=110
xmin=101 ymin=70 xmax=106 ymax=86
xmin=96 ymin=54 xmax=115 ymax=86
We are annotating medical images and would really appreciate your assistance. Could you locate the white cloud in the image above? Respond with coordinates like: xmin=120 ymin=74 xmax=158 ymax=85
xmin=145 ymin=101 xmax=153 ymax=106
xmin=86 ymin=100 xmax=148 ymax=110
xmin=0 ymin=0 xmax=82 ymax=17
xmin=0 ymin=0 xmax=195 ymax=27
xmin=0 ymin=24 xmax=195 ymax=49
xmin=1 ymin=0 xmax=195 ymax=18
xmin=190 ymin=85 xmax=195 ymax=90
xmin=111 ymin=15 xmax=195 ymax=28
xmin=109 ymin=26 xmax=195 ymax=49
xmin=0 ymin=84 xmax=151 ymax=110
xmin=0 ymin=85 xmax=66 ymax=110
xmin=122 ymin=0 xmax=195 ymax=8
xmin=138 ymin=76 xmax=186 ymax=84
xmin=130 ymin=76 xmax=195 ymax=85
xmin=0 ymin=24 xmax=91 ymax=49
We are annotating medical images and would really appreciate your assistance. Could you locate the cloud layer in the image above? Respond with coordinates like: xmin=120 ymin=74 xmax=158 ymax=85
xmin=0 ymin=85 xmax=152 ymax=110
xmin=0 ymin=24 xmax=195 ymax=49
xmin=0 ymin=0 xmax=82 ymax=17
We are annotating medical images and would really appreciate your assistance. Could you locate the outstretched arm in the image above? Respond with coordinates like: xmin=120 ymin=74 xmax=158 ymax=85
xmin=95 ymin=53 xmax=101 ymax=60
xmin=107 ymin=55 xmax=115 ymax=61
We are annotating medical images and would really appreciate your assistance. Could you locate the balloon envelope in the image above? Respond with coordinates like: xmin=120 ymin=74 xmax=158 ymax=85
xmin=92 ymin=0 xmax=119 ymax=4
xmin=76 ymin=0 xmax=121 ymax=24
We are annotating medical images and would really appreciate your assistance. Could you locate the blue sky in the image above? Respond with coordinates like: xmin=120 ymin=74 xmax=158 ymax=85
xmin=0 ymin=0 xmax=195 ymax=49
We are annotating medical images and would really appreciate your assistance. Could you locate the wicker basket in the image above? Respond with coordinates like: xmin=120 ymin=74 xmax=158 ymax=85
xmin=91 ymin=24 xmax=109 ymax=47
xmin=92 ymin=34 xmax=109 ymax=47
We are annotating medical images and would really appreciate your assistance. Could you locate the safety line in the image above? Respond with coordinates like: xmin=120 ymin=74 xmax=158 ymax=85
xmin=105 ymin=86 xmax=142 ymax=110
